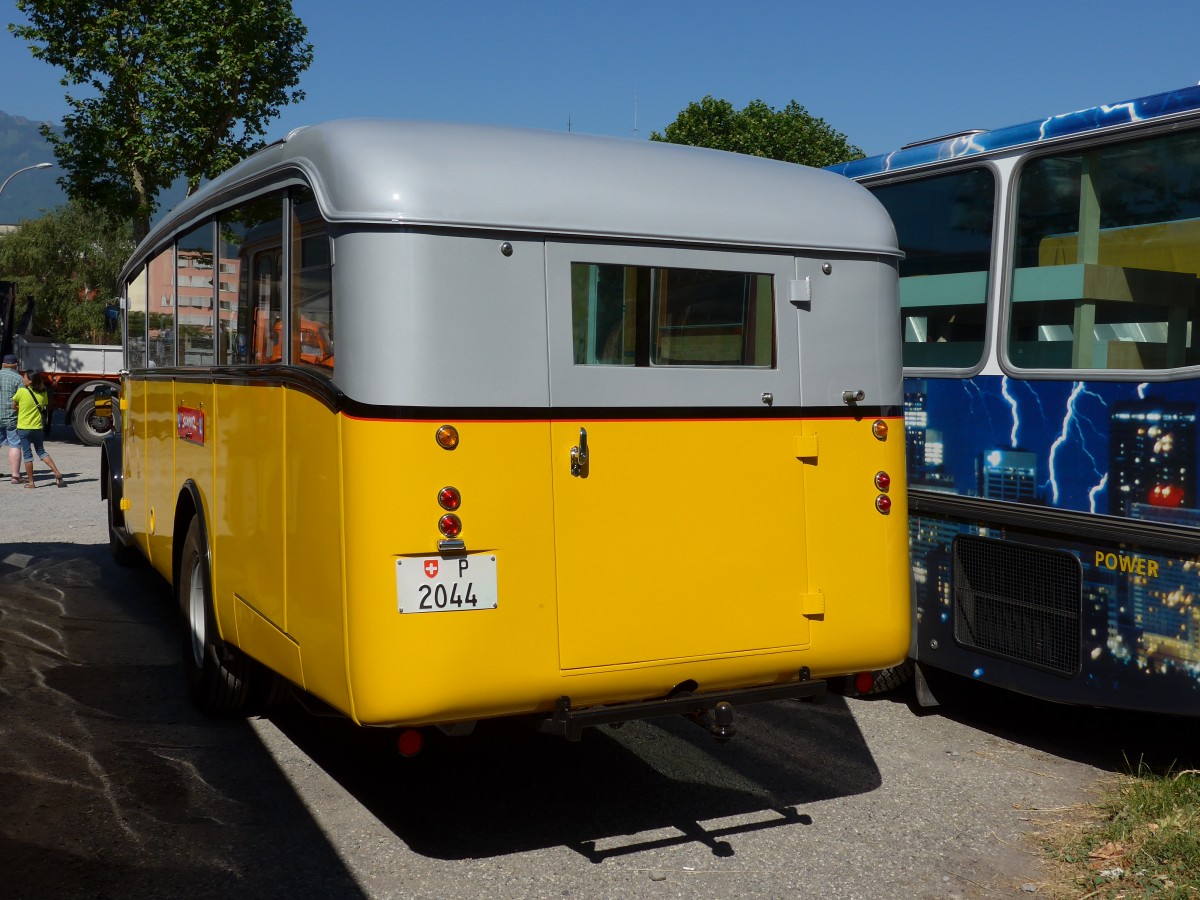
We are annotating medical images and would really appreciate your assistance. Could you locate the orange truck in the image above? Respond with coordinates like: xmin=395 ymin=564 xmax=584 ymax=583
xmin=15 ymin=334 xmax=121 ymax=445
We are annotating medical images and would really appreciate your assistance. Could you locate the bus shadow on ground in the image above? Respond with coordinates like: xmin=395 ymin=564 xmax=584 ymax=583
xmin=268 ymin=691 xmax=881 ymax=862
xmin=884 ymin=671 xmax=1200 ymax=773
xmin=0 ymin=542 xmax=365 ymax=899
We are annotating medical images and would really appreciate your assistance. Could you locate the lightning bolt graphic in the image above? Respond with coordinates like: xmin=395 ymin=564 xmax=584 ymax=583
xmin=1001 ymin=376 xmax=1019 ymax=447
xmin=1044 ymin=382 xmax=1107 ymax=507
xmin=1089 ymin=473 xmax=1109 ymax=514
xmin=1021 ymin=380 xmax=1047 ymax=419
xmin=1045 ymin=382 xmax=1085 ymax=505
xmin=960 ymin=380 xmax=998 ymax=436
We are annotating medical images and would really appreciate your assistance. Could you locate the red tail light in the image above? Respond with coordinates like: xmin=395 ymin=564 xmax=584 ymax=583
xmin=874 ymin=471 xmax=891 ymax=492
xmin=875 ymin=495 xmax=892 ymax=514
xmin=438 ymin=514 xmax=462 ymax=537
xmin=438 ymin=486 xmax=461 ymax=511
xmin=397 ymin=728 xmax=424 ymax=757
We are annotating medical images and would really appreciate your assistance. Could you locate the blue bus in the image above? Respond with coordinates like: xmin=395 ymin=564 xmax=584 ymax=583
xmin=831 ymin=86 xmax=1200 ymax=714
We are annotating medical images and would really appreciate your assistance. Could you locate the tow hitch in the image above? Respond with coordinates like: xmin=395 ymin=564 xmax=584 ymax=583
xmin=538 ymin=669 xmax=825 ymax=741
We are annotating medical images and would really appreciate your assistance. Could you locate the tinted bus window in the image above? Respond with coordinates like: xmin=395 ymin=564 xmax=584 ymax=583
xmin=218 ymin=195 xmax=282 ymax=364
xmin=1010 ymin=129 xmax=1200 ymax=371
xmin=289 ymin=185 xmax=333 ymax=371
xmin=178 ymin=220 xmax=216 ymax=366
xmin=869 ymin=169 xmax=994 ymax=369
xmin=571 ymin=263 xmax=773 ymax=367
xmin=146 ymin=243 xmax=176 ymax=367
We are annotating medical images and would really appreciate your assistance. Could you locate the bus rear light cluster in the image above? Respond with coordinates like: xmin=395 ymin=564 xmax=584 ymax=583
xmin=872 ymin=419 xmax=888 ymax=441
xmin=436 ymin=425 xmax=460 ymax=450
xmin=438 ymin=487 xmax=463 ymax=536
xmin=875 ymin=470 xmax=892 ymax=514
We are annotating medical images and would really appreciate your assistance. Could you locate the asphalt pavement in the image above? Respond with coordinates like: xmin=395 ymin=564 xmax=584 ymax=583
xmin=6 ymin=434 xmax=1194 ymax=898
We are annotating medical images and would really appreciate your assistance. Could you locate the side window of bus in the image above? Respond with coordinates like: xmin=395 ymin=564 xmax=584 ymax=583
xmin=289 ymin=185 xmax=334 ymax=372
xmin=146 ymin=243 xmax=176 ymax=367
xmin=125 ymin=265 xmax=147 ymax=368
xmin=869 ymin=169 xmax=994 ymax=369
xmin=177 ymin=220 xmax=215 ymax=366
xmin=1009 ymin=129 xmax=1200 ymax=371
xmin=570 ymin=263 xmax=773 ymax=367
xmin=218 ymin=193 xmax=284 ymax=365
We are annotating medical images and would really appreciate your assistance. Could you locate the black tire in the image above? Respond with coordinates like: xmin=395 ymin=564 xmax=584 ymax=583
xmin=866 ymin=660 xmax=915 ymax=695
xmin=107 ymin=486 xmax=140 ymax=567
xmin=246 ymin=660 xmax=291 ymax=716
xmin=179 ymin=518 xmax=252 ymax=714
xmin=71 ymin=394 xmax=113 ymax=446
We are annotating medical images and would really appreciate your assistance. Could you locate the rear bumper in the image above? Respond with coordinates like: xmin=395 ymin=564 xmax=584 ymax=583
xmin=538 ymin=670 xmax=826 ymax=740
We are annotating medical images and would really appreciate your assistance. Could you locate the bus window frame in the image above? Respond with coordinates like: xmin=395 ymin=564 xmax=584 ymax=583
xmin=998 ymin=126 xmax=1200 ymax=383
xmin=866 ymin=162 xmax=1002 ymax=381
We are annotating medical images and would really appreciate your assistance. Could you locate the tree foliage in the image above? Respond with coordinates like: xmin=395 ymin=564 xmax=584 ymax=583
xmin=650 ymin=96 xmax=864 ymax=168
xmin=0 ymin=201 xmax=134 ymax=342
xmin=10 ymin=1 xmax=313 ymax=241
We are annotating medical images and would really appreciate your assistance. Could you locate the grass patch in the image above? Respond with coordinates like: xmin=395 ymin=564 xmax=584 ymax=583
xmin=1039 ymin=761 xmax=1200 ymax=897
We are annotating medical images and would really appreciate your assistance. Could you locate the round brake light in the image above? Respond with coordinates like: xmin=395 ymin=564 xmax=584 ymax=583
xmin=438 ymin=514 xmax=462 ymax=537
xmin=438 ymin=486 xmax=461 ymax=511
xmin=876 ymin=494 xmax=892 ymax=514
xmin=874 ymin=471 xmax=891 ymax=492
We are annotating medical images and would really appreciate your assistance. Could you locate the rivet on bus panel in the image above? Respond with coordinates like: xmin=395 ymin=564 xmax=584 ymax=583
xmin=438 ymin=514 xmax=462 ymax=538
xmin=871 ymin=419 xmax=888 ymax=441
xmin=875 ymin=495 xmax=892 ymax=515
xmin=438 ymin=486 xmax=461 ymax=511
xmin=435 ymin=425 xmax=460 ymax=450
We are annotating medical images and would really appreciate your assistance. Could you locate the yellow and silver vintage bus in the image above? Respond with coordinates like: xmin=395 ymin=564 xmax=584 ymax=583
xmin=104 ymin=120 xmax=909 ymax=743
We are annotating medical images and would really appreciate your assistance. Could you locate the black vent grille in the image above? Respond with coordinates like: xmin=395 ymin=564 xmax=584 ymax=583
xmin=952 ymin=535 xmax=1082 ymax=676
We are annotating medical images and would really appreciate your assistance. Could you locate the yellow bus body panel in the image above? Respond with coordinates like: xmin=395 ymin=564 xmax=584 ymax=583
xmin=332 ymin=413 xmax=908 ymax=727
xmin=549 ymin=419 xmax=810 ymax=669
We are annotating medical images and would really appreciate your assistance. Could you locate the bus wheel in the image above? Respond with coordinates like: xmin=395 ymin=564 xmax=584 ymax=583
xmin=107 ymin=488 xmax=140 ymax=567
xmin=179 ymin=518 xmax=251 ymax=714
xmin=71 ymin=394 xmax=112 ymax=446
xmin=866 ymin=660 xmax=914 ymax=695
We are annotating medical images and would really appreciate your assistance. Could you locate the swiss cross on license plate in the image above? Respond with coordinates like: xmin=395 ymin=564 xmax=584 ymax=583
xmin=395 ymin=554 xmax=498 ymax=613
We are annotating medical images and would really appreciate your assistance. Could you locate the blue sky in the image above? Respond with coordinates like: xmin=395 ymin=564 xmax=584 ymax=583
xmin=2 ymin=0 xmax=1200 ymax=158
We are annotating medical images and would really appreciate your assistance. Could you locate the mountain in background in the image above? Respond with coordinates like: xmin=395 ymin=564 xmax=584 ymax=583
xmin=0 ymin=111 xmax=67 ymax=223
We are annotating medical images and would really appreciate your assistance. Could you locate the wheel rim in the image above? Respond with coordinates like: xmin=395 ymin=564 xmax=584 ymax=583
xmin=187 ymin=557 xmax=206 ymax=668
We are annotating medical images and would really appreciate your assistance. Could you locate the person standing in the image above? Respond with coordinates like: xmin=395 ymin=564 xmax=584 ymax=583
xmin=12 ymin=371 xmax=63 ymax=488
xmin=0 ymin=354 xmax=24 ymax=484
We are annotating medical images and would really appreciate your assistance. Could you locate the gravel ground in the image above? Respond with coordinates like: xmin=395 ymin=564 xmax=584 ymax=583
xmin=7 ymin=434 xmax=1191 ymax=899
xmin=0 ymin=430 xmax=106 ymax=542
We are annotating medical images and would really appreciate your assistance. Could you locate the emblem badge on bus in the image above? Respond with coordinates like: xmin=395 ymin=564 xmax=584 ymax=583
xmin=424 ymin=560 xmax=439 ymax=578
xmin=176 ymin=406 xmax=205 ymax=445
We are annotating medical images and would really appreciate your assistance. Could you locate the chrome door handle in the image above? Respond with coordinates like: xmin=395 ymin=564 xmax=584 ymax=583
xmin=570 ymin=427 xmax=589 ymax=477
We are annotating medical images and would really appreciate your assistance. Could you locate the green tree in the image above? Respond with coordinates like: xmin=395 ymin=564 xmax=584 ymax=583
xmin=0 ymin=201 xmax=134 ymax=342
xmin=651 ymin=96 xmax=864 ymax=168
xmin=10 ymin=1 xmax=313 ymax=241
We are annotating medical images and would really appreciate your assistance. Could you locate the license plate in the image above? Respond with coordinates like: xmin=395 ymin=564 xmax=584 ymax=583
xmin=395 ymin=555 xmax=498 ymax=613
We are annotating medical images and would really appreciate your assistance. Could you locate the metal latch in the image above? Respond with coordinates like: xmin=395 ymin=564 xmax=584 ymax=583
xmin=788 ymin=277 xmax=812 ymax=308
xmin=570 ymin=427 xmax=589 ymax=477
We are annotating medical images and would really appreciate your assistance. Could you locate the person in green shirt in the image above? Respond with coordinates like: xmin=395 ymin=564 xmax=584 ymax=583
xmin=0 ymin=354 xmax=23 ymax=483
xmin=12 ymin=371 xmax=63 ymax=488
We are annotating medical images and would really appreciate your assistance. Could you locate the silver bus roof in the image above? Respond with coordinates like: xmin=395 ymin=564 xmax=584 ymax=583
xmin=132 ymin=119 xmax=899 ymax=265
